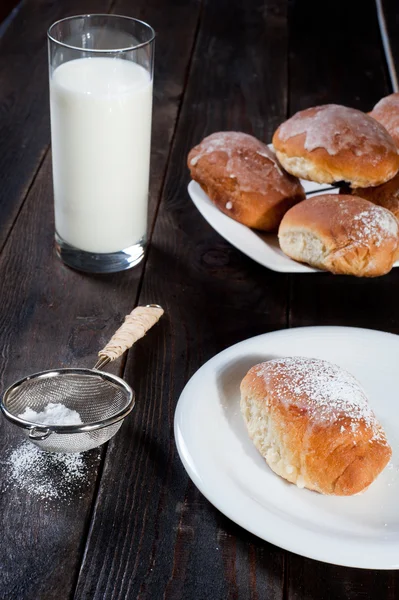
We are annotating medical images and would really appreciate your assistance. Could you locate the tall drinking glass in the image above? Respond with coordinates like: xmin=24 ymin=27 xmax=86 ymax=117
xmin=48 ymin=15 xmax=155 ymax=273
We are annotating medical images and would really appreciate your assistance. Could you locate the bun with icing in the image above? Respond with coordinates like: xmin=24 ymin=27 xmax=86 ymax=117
xmin=370 ymin=93 xmax=399 ymax=147
xmin=188 ymin=131 xmax=306 ymax=231
xmin=272 ymin=104 xmax=399 ymax=187
xmin=240 ymin=357 xmax=392 ymax=495
xmin=278 ymin=194 xmax=399 ymax=276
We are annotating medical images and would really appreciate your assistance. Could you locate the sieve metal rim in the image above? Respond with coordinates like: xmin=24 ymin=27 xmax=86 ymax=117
xmin=0 ymin=368 xmax=135 ymax=435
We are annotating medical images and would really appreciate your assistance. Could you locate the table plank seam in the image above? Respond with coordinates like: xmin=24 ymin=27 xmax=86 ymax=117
xmin=69 ymin=446 xmax=107 ymax=600
xmin=71 ymin=3 xmax=204 ymax=595
xmin=135 ymin=0 xmax=205 ymax=282
xmin=282 ymin=0 xmax=291 ymax=587
xmin=0 ymin=144 xmax=49 ymax=257
xmin=0 ymin=0 xmax=117 ymax=255
xmin=282 ymin=552 xmax=289 ymax=600
xmin=124 ymin=0 xmax=205 ymax=314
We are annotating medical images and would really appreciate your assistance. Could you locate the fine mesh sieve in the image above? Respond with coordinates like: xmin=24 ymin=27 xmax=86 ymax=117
xmin=0 ymin=304 xmax=163 ymax=453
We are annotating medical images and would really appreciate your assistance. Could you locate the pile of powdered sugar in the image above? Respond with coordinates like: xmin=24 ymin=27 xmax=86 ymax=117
xmin=2 ymin=441 xmax=96 ymax=502
xmin=255 ymin=357 xmax=385 ymax=440
xmin=18 ymin=402 xmax=82 ymax=426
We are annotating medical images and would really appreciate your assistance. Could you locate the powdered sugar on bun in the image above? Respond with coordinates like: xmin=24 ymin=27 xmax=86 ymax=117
xmin=351 ymin=206 xmax=399 ymax=246
xmin=254 ymin=357 xmax=384 ymax=440
xmin=278 ymin=194 xmax=399 ymax=277
xmin=240 ymin=357 xmax=392 ymax=495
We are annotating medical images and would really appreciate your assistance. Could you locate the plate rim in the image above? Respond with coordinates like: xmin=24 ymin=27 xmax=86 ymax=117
xmin=188 ymin=179 xmax=399 ymax=274
xmin=174 ymin=325 xmax=399 ymax=569
xmin=187 ymin=179 xmax=320 ymax=274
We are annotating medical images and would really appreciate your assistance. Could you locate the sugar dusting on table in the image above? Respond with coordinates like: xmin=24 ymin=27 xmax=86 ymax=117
xmin=2 ymin=441 xmax=98 ymax=503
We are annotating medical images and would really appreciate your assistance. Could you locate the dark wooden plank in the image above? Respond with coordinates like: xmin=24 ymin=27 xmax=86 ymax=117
xmin=75 ymin=0 xmax=291 ymax=598
xmin=288 ymin=0 xmax=391 ymax=111
xmin=0 ymin=0 xmax=114 ymax=251
xmin=286 ymin=0 xmax=398 ymax=597
xmin=0 ymin=0 xmax=201 ymax=598
xmin=286 ymin=559 xmax=398 ymax=600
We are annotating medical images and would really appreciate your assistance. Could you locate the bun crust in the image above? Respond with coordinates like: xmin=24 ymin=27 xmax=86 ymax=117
xmin=370 ymin=93 xmax=399 ymax=147
xmin=240 ymin=358 xmax=392 ymax=496
xmin=350 ymin=172 xmax=399 ymax=219
xmin=272 ymin=104 xmax=399 ymax=187
xmin=278 ymin=194 xmax=399 ymax=276
xmin=188 ymin=132 xmax=306 ymax=231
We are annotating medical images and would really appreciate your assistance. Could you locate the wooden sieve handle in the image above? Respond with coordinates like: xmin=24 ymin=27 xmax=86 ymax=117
xmin=95 ymin=304 xmax=164 ymax=368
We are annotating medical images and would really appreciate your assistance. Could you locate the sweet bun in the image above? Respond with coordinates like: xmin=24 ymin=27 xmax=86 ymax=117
xmin=278 ymin=194 xmax=399 ymax=276
xmin=272 ymin=104 xmax=399 ymax=187
xmin=240 ymin=357 xmax=391 ymax=495
xmin=370 ymin=93 xmax=399 ymax=147
xmin=348 ymin=173 xmax=399 ymax=219
xmin=188 ymin=132 xmax=306 ymax=231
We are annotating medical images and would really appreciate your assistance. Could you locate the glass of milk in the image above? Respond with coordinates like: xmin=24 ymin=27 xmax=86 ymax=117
xmin=47 ymin=15 xmax=155 ymax=273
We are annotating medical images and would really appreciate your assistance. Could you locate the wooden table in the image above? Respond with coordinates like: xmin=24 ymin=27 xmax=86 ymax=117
xmin=1 ymin=0 xmax=398 ymax=598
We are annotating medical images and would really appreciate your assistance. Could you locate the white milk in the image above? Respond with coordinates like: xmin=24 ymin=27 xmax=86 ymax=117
xmin=50 ymin=57 xmax=152 ymax=253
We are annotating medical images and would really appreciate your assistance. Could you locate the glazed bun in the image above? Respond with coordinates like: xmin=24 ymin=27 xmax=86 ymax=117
xmin=278 ymin=194 xmax=399 ymax=277
xmin=272 ymin=104 xmax=399 ymax=187
xmin=188 ymin=132 xmax=306 ymax=231
xmin=370 ymin=93 xmax=399 ymax=147
xmin=240 ymin=357 xmax=391 ymax=496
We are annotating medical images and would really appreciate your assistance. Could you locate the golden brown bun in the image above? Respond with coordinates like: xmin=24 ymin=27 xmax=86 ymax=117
xmin=272 ymin=104 xmax=399 ymax=187
xmin=187 ymin=132 xmax=306 ymax=231
xmin=278 ymin=194 xmax=399 ymax=277
xmin=370 ymin=93 xmax=399 ymax=147
xmin=347 ymin=173 xmax=399 ymax=220
xmin=240 ymin=357 xmax=392 ymax=496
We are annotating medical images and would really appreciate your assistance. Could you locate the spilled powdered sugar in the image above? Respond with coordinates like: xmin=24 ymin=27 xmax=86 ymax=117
xmin=1 ymin=441 xmax=99 ymax=504
xmin=255 ymin=357 xmax=385 ymax=440
xmin=277 ymin=104 xmax=397 ymax=160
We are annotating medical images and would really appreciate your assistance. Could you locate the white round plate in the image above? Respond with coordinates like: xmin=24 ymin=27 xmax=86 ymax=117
xmin=174 ymin=326 xmax=399 ymax=569
xmin=188 ymin=180 xmax=399 ymax=274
